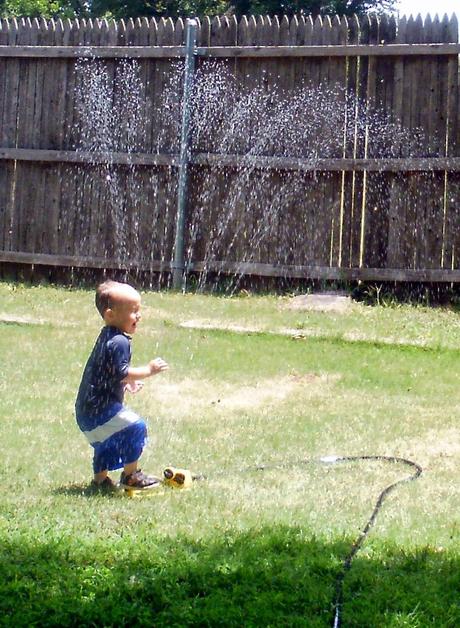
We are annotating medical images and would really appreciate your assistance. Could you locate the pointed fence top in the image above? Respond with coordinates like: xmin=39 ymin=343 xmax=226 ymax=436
xmin=0 ymin=13 xmax=458 ymax=44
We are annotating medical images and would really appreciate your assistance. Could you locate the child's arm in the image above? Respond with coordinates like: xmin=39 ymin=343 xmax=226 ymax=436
xmin=122 ymin=357 xmax=169 ymax=385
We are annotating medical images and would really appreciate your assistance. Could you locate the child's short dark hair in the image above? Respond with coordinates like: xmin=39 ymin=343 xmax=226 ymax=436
xmin=95 ymin=280 xmax=118 ymax=318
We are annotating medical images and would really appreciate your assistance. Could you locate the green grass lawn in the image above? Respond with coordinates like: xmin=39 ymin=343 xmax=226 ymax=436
xmin=0 ymin=282 xmax=459 ymax=627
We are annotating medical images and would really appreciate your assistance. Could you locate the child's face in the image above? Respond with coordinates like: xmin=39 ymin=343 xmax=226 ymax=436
xmin=105 ymin=291 xmax=142 ymax=335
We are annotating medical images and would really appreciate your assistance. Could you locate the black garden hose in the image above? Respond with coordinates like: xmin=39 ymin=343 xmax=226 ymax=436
xmin=326 ymin=455 xmax=422 ymax=628
xmin=191 ymin=453 xmax=422 ymax=628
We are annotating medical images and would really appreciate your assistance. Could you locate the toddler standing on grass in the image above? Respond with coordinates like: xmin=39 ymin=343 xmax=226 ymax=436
xmin=75 ymin=280 xmax=168 ymax=491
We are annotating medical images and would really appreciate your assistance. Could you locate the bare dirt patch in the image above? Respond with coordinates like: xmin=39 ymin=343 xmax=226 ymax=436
xmin=180 ymin=319 xmax=437 ymax=349
xmin=0 ymin=313 xmax=48 ymax=326
xmin=144 ymin=372 xmax=340 ymax=417
xmin=180 ymin=320 xmax=260 ymax=334
xmin=0 ymin=313 xmax=77 ymax=327
xmin=179 ymin=319 xmax=325 ymax=339
xmin=398 ymin=427 xmax=460 ymax=469
xmin=287 ymin=293 xmax=354 ymax=313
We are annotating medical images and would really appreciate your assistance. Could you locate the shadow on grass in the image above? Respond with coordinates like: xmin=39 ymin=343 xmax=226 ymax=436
xmin=0 ymin=527 xmax=459 ymax=627
xmin=53 ymin=483 xmax=120 ymax=498
xmin=53 ymin=484 xmax=171 ymax=499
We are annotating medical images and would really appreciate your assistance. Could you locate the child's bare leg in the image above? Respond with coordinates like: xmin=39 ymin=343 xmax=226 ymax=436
xmin=123 ymin=461 xmax=138 ymax=476
xmin=94 ymin=469 xmax=109 ymax=484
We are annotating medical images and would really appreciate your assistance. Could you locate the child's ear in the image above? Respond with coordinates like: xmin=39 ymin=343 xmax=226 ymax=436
xmin=104 ymin=308 xmax=114 ymax=323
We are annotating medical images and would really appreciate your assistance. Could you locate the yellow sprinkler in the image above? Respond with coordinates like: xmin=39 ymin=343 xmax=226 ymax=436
xmin=163 ymin=467 xmax=193 ymax=489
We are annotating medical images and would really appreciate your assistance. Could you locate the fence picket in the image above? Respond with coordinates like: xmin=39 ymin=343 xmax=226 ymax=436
xmin=447 ymin=177 xmax=460 ymax=270
xmin=50 ymin=19 xmax=67 ymax=256
xmin=443 ymin=15 xmax=459 ymax=269
xmin=0 ymin=21 xmax=14 ymax=252
xmin=398 ymin=15 xmax=420 ymax=268
xmin=340 ymin=15 xmax=360 ymax=268
xmin=197 ymin=16 xmax=209 ymax=47
xmin=362 ymin=14 xmax=395 ymax=269
xmin=328 ymin=16 xmax=348 ymax=266
xmin=0 ymin=20 xmax=8 ymax=251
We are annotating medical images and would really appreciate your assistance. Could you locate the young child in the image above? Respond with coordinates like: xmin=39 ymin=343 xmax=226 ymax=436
xmin=75 ymin=280 xmax=168 ymax=491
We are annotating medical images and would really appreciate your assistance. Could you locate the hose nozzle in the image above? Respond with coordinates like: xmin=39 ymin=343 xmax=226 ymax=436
xmin=320 ymin=455 xmax=340 ymax=464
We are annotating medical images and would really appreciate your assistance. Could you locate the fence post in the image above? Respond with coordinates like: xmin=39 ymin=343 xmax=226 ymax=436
xmin=172 ymin=18 xmax=197 ymax=290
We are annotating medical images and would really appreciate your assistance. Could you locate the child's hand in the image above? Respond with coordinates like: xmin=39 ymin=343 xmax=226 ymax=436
xmin=125 ymin=381 xmax=144 ymax=394
xmin=149 ymin=357 xmax=169 ymax=375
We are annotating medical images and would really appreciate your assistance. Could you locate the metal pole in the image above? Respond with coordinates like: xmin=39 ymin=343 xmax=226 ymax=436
xmin=172 ymin=18 xmax=197 ymax=291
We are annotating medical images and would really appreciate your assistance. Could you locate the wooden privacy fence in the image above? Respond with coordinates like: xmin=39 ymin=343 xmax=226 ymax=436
xmin=0 ymin=13 xmax=459 ymax=285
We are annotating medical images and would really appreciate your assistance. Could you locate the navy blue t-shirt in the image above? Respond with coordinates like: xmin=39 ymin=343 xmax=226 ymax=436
xmin=75 ymin=326 xmax=131 ymax=431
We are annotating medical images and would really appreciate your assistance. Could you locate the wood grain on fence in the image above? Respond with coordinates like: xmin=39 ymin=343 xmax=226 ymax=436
xmin=0 ymin=14 xmax=459 ymax=283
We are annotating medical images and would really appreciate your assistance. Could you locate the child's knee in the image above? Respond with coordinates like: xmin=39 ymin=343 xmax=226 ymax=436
xmin=134 ymin=419 xmax=147 ymax=438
